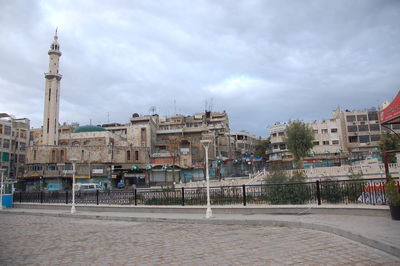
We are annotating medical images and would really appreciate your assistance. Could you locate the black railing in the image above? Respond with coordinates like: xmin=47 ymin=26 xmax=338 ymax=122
xmin=14 ymin=178 xmax=390 ymax=206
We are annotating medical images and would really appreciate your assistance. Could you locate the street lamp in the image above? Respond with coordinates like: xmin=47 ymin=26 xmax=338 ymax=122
xmin=70 ymin=157 xmax=78 ymax=214
xmin=0 ymin=168 xmax=6 ymax=210
xmin=200 ymin=139 xmax=212 ymax=219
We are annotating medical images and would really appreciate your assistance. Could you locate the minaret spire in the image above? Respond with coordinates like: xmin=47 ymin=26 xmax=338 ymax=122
xmin=42 ymin=31 xmax=62 ymax=145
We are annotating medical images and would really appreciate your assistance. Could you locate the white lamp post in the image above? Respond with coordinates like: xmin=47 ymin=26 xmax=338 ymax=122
xmin=0 ymin=168 xmax=5 ymax=210
xmin=200 ymin=139 xmax=212 ymax=219
xmin=70 ymin=158 xmax=78 ymax=214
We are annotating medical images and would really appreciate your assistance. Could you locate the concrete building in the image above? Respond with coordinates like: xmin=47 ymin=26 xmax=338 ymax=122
xmin=267 ymin=106 xmax=400 ymax=169
xmin=0 ymin=113 xmax=30 ymax=182
xmin=229 ymin=131 xmax=259 ymax=158
xmin=341 ymin=108 xmax=400 ymax=160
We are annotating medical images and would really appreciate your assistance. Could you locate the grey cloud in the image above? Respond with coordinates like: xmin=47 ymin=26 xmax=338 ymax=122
xmin=0 ymin=0 xmax=399 ymax=136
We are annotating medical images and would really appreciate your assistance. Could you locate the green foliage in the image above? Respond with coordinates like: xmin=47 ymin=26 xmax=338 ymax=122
xmin=290 ymin=170 xmax=307 ymax=182
xmin=285 ymin=120 xmax=314 ymax=167
xmin=385 ymin=180 xmax=400 ymax=206
xmin=320 ymin=182 xmax=345 ymax=203
xmin=254 ymin=138 xmax=270 ymax=158
xmin=379 ymin=132 xmax=400 ymax=163
xmin=265 ymin=166 xmax=289 ymax=184
xmin=264 ymin=168 xmax=310 ymax=204
xmin=264 ymin=183 xmax=311 ymax=205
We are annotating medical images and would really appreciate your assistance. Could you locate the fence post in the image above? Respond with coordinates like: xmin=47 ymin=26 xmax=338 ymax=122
xmin=242 ymin=184 xmax=246 ymax=206
xmin=134 ymin=189 xmax=137 ymax=206
xmin=66 ymin=191 xmax=68 ymax=204
xmin=181 ymin=187 xmax=185 ymax=206
xmin=316 ymin=180 xmax=321 ymax=205
xmin=19 ymin=191 xmax=22 ymax=203
xmin=96 ymin=189 xmax=99 ymax=205
xmin=40 ymin=191 xmax=43 ymax=204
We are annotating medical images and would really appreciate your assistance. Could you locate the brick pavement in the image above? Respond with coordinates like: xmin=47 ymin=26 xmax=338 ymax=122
xmin=0 ymin=213 xmax=399 ymax=265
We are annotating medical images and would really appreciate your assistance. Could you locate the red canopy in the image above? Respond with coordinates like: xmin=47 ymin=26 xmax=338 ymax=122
xmin=379 ymin=90 xmax=400 ymax=125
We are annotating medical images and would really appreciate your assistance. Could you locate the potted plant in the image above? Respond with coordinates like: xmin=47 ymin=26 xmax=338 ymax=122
xmin=385 ymin=179 xmax=400 ymax=220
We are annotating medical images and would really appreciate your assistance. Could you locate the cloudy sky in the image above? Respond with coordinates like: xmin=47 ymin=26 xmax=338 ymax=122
xmin=1 ymin=0 xmax=399 ymax=137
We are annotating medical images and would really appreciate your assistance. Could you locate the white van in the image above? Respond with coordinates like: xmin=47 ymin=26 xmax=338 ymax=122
xmin=77 ymin=183 xmax=102 ymax=192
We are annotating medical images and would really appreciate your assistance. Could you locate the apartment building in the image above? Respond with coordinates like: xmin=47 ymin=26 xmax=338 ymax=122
xmin=0 ymin=113 xmax=30 ymax=181
xmin=229 ymin=132 xmax=259 ymax=158
xmin=342 ymin=108 xmax=400 ymax=160
xmin=267 ymin=106 xmax=400 ymax=168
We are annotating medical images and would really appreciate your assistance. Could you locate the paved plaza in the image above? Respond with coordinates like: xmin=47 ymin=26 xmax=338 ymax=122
xmin=0 ymin=213 xmax=399 ymax=265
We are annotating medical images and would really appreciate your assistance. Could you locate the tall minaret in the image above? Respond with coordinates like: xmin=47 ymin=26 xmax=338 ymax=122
xmin=42 ymin=30 xmax=62 ymax=145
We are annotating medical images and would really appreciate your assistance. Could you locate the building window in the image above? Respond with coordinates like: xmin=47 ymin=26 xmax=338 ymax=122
xmin=81 ymin=150 xmax=85 ymax=160
xmin=347 ymin=126 xmax=357 ymax=132
xmin=279 ymin=144 xmax=286 ymax=150
xmin=141 ymin=128 xmax=147 ymax=143
xmin=369 ymin=124 xmax=380 ymax=131
xmin=127 ymin=150 xmax=131 ymax=161
xmin=358 ymin=125 xmax=368 ymax=131
xmin=4 ymin=126 xmax=11 ymax=135
xmin=321 ymin=129 xmax=328 ymax=134
xmin=3 ymin=139 xmax=10 ymax=148
xmin=52 ymin=150 xmax=56 ymax=161
xmin=313 ymin=130 xmax=318 ymax=134
xmin=357 ymin=115 xmax=368 ymax=121
xmin=313 ymin=141 xmax=319 ymax=146
xmin=34 ymin=150 xmax=37 ymax=161
xmin=322 ymin=141 xmax=329 ymax=145
xmin=359 ymin=135 xmax=370 ymax=143
xmin=331 ymin=128 xmax=338 ymax=133
xmin=278 ymin=132 xmax=285 ymax=136
xmin=49 ymin=88 xmax=51 ymax=101
xmin=346 ymin=115 xmax=356 ymax=122
xmin=18 ymin=155 xmax=25 ymax=163
xmin=332 ymin=140 xmax=339 ymax=145
xmin=19 ymin=142 xmax=25 ymax=151
xmin=368 ymin=111 xmax=378 ymax=121
xmin=349 ymin=136 xmax=358 ymax=143
xmin=60 ymin=150 xmax=65 ymax=162
xmin=0 ymin=125 xmax=2 ymax=134
xmin=135 ymin=151 xmax=139 ymax=161
xmin=370 ymin=135 xmax=380 ymax=142
xmin=72 ymin=141 xmax=80 ymax=146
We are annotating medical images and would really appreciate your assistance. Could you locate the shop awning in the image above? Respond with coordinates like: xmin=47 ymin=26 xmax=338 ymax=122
xmin=131 ymin=165 xmax=139 ymax=171
xmin=379 ymin=90 xmax=400 ymax=125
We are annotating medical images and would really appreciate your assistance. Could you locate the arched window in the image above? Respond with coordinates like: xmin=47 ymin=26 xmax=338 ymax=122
xmin=60 ymin=150 xmax=65 ymax=162
xmin=72 ymin=141 xmax=80 ymax=146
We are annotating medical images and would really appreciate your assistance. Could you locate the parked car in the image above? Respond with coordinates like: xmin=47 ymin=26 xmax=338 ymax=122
xmin=77 ymin=183 xmax=102 ymax=192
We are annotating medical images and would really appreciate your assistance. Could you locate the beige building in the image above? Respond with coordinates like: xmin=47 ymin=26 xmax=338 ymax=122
xmin=267 ymin=106 xmax=400 ymax=169
xmin=229 ymin=132 xmax=259 ymax=158
xmin=0 ymin=113 xmax=30 ymax=181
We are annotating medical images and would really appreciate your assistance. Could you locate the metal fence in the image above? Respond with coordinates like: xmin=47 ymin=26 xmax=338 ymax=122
xmin=14 ymin=178 xmax=391 ymax=206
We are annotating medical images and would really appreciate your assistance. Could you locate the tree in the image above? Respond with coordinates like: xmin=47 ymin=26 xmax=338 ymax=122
xmin=254 ymin=138 xmax=270 ymax=159
xmin=285 ymin=120 xmax=314 ymax=169
xmin=379 ymin=132 xmax=400 ymax=163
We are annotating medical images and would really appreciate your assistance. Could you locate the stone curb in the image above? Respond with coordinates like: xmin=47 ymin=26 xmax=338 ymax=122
xmin=2 ymin=209 xmax=399 ymax=258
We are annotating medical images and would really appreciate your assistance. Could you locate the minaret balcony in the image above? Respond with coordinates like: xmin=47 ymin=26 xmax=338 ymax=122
xmin=45 ymin=72 xmax=62 ymax=80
